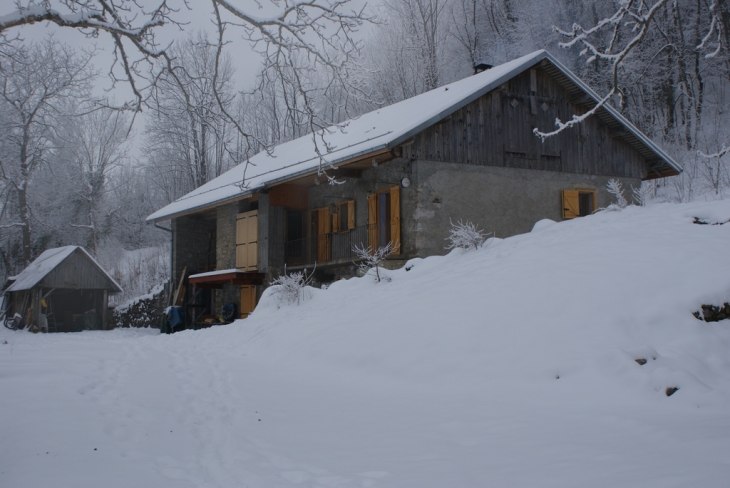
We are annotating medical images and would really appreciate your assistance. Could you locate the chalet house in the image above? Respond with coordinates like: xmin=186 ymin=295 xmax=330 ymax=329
xmin=1 ymin=246 xmax=122 ymax=332
xmin=146 ymin=50 xmax=681 ymax=321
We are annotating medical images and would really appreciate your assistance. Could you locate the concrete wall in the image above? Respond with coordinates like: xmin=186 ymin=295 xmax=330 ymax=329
xmin=410 ymin=160 xmax=641 ymax=257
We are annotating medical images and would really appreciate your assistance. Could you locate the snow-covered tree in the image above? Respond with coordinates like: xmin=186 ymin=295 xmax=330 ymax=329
xmin=0 ymin=39 xmax=95 ymax=268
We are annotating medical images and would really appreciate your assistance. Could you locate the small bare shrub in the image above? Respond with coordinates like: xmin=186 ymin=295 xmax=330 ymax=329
xmin=353 ymin=242 xmax=397 ymax=282
xmin=445 ymin=219 xmax=490 ymax=250
xmin=269 ymin=268 xmax=314 ymax=307
xmin=631 ymin=183 xmax=652 ymax=206
xmin=606 ymin=179 xmax=628 ymax=209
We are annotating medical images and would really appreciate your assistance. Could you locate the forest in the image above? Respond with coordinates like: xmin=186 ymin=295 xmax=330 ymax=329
xmin=1 ymin=0 xmax=729 ymax=299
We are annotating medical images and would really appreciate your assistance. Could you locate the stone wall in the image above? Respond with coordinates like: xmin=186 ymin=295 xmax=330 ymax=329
xmin=214 ymin=203 xmax=239 ymax=314
xmin=172 ymin=214 xmax=216 ymax=284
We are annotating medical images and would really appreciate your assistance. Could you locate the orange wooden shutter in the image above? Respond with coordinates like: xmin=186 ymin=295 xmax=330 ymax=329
xmin=562 ymin=190 xmax=580 ymax=219
xmin=236 ymin=210 xmax=258 ymax=270
xmin=347 ymin=200 xmax=355 ymax=230
xmin=332 ymin=206 xmax=339 ymax=233
xmin=317 ymin=207 xmax=331 ymax=262
xmin=367 ymin=193 xmax=378 ymax=251
xmin=389 ymin=186 xmax=401 ymax=253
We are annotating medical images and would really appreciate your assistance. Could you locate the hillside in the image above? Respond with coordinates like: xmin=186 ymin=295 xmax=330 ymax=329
xmin=2 ymin=200 xmax=730 ymax=487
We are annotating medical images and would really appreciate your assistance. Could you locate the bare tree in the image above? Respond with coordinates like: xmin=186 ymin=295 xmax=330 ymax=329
xmin=535 ymin=0 xmax=726 ymax=140
xmin=2 ymin=1 xmax=370 ymax=171
xmin=0 ymin=39 xmax=95 ymax=266
xmin=144 ymin=33 xmax=236 ymax=199
xmin=59 ymin=109 xmax=131 ymax=254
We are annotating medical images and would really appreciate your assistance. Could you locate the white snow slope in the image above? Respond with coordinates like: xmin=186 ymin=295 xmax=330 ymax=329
xmin=3 ymin=200 xmax=730 ymax=488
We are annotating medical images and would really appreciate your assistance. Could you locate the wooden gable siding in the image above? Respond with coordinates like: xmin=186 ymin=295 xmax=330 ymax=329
xmin=41 ymin=250 xmax=116 ymax=290
xmin=403 ymin=67 xmax=647 ymax=179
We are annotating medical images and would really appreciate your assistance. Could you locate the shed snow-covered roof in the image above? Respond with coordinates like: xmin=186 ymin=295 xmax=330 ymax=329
xmin=147 ymin=50 xmax=681 ymax=223
xmin=4 ymin=246 xmax=122 ymax=293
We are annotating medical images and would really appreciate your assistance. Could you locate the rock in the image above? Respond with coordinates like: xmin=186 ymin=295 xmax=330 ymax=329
xmin=694 ymin=302 xmax=730 ymax=322
xmin=665 ymin=387 xmax=679 ymax=397
xmin=635 ymin=358 xmax=647 ymax=366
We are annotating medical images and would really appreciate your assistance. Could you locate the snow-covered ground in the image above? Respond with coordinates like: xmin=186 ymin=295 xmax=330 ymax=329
xmin=2 ymin=200 xmax=730 ymax=487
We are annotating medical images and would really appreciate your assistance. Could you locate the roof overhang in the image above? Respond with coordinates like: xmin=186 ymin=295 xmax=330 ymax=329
xmin=146 ymin=147 xmax=394 ymax=223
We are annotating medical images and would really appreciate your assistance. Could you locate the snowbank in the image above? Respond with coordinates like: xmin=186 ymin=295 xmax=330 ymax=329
xmin=2 ymin=200 xmax=730 ymax=487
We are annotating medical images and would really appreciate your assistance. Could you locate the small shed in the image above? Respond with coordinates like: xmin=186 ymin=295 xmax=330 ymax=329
xmin=1 ymin=246 xmax=122 ymax=332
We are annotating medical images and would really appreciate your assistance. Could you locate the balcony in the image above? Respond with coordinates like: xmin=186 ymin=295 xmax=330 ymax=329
xmin=284 ymin=224 xmax=374 ymax=267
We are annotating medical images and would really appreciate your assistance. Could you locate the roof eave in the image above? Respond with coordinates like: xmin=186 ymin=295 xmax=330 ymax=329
xmin=146 ymin=143 xmax=391 ymax=223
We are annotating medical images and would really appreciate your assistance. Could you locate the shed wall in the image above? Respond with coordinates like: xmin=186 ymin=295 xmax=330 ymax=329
xmin=41 ymin=251 xmax=116 ymax=290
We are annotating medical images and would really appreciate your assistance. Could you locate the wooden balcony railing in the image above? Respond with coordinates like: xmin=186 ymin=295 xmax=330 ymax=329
xmin=284 ymin=224 xmax=374 ymax=266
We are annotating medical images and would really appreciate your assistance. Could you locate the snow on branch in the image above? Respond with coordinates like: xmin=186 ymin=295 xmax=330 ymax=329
xmin=0 ymin=5 xmax=163 ymax=40
xmin=606 ymin=178 xmax=628 ymax=209
xmin=269 ymin=267 xmax=315 ymax=307
xmin=445 ymin=219 xmax=490 ymax=251
xmin=353 ymin=242 xmax=396 ymax=283
xmin=697 ymin=2 xmax=724 ymax=58
xmin=698 ymin=144 xmax=730 ymax=160
xmin=538 ymin=0 xmax=671 ymax=139
xmin=534 ymin=91 xmax=613 ymax=140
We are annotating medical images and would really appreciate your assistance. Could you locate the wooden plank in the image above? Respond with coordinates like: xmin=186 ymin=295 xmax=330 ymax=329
xmin=173 ymin=266 xmax=187 ymax=306
xmin=390 ymin=186 xmax=401 ymax=254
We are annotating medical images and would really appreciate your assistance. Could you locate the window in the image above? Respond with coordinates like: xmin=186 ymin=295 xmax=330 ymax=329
xmin=562 ymin=190 xmax=596 ymax=219
xmin=367 ymin=186 xmax=401 ymax=253
xmin=332 ymin=200 xmax=355 ymax=233
xmin=285 ymin=210 xmax=304 ymax=259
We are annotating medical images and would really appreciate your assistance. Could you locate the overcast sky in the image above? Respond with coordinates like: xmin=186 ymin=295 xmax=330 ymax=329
xmin=11 ymin=0 xmax=376 ymax=99
xmin=7 ymin=0 xmax=377 ymax=157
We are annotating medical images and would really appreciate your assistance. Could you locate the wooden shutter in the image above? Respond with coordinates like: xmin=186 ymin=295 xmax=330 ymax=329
xmin=389 ymin=186 xmax=401 ymax=254
xmin=240 ymin=285 xmax=256 ymax=318
xmin=347 ymin=200 xmax=355 ymax=230
xmin=332 ymin=207 xmax=339 ymax=233
xmin=236 ymin=210 xmax=258 ymax=270
xmin=367 ymin=193 xmax=378 ymax=251
xmin=562 ymin=190 xmax=580 ymax=219
xmin=317 ymin=207 xmax=331 ymax=263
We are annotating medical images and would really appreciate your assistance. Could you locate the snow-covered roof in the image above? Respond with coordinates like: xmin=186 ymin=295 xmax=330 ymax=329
xmin=189 ymin=269 xmax=240 ymax=279
xmin=147 ymin=50 xmax=682 ymax=223
xmin=4 ymin=246 xmax=122 ymax=293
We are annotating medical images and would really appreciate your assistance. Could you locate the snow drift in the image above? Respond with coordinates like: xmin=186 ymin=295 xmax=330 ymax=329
xmin=2 ymin=200 xmax=730 ymax=487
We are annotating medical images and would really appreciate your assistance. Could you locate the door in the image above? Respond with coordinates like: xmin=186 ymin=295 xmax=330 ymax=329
xmin=240 ymin=285 xmax=256 ymax=319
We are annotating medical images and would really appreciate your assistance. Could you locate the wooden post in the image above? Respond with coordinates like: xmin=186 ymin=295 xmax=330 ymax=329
xmin=102 ymin=289 xmax=109 ymax=330
xmin=32 ymin=288 xmax=41 ymax=330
